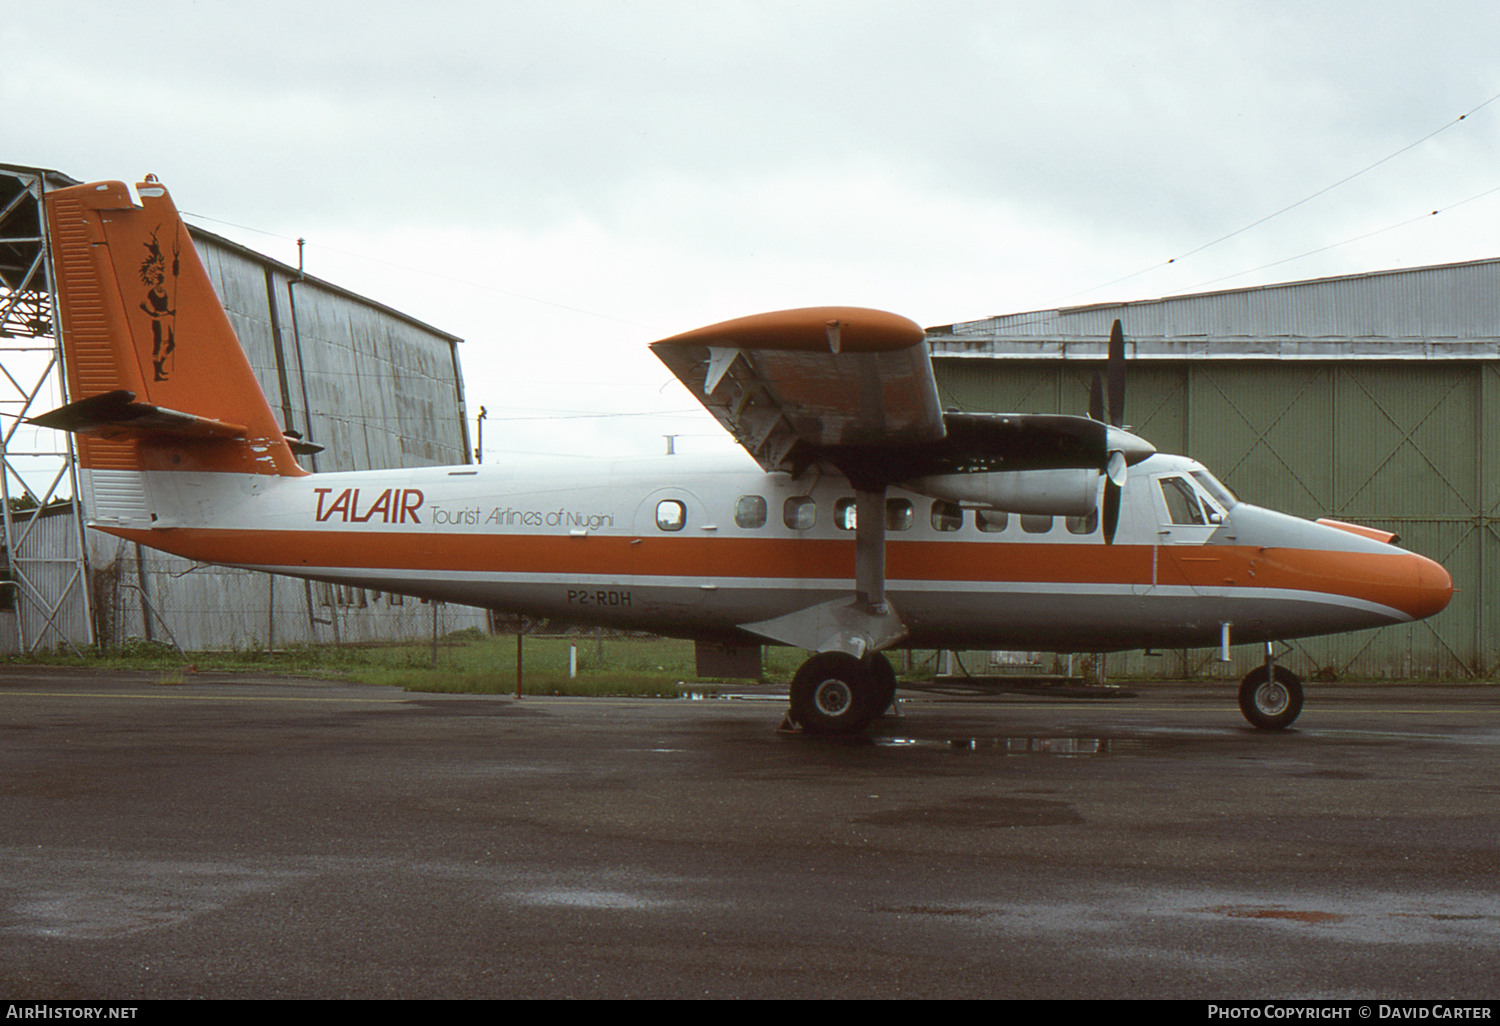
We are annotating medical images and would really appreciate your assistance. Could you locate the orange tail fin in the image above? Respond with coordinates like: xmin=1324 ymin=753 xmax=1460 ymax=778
xmin=38 ymin=177 xmax=305 ymax=477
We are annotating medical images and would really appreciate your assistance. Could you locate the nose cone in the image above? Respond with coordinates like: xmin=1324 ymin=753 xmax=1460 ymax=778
xmin=1265 ymin=535 xmax=1453 ymax=628
xmin=1399 ymin=551 xmax=1454 ymax=622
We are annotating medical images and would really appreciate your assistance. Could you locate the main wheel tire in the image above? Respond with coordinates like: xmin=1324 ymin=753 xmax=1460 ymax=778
xmin=1238 ymin=665 xmax=1304 ymax=730
xmin=789 ymin=652 xmax=877 ymax=735
xmin=868 ymin=652 xmax=899 ymax=717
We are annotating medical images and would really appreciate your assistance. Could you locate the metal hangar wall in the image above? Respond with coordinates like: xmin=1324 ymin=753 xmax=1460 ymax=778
xmin=928 ymin=260 xmax=1500 ymax=681
xmin=0 ymin=163 xmax=484 ymax=652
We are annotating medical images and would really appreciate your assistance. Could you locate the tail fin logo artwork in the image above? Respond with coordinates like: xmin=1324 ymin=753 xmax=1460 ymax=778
xmin=138 ymin=224 xmax=180 ymax=381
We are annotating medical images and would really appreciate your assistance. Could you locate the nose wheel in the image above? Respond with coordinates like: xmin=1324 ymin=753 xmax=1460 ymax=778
xmin=1238 ymin=663 xmax=1304 ymax=730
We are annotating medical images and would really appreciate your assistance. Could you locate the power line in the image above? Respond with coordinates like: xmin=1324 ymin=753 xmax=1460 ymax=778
xmin=1166 ymin=180 xmax=1500 ymax=295
xmin=1056 ymin=88 xmax=1500 ymax=305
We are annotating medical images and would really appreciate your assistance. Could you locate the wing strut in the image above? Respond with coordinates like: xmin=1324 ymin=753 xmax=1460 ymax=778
xmin=741 ymin=481 xmax=906 ymax=662
xmin=854 ymin=484 xmax=888 ymax=614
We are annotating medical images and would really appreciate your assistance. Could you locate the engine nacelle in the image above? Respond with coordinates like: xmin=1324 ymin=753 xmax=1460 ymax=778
xmin=901 ymin=469 xmax=1100 ymax=516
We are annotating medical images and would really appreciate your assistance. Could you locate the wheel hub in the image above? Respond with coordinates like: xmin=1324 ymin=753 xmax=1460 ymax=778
xmin=1255 ymin=681 xmax=1288 ymax=716
xmin=813 ymin=679 xmax=853 ymax=717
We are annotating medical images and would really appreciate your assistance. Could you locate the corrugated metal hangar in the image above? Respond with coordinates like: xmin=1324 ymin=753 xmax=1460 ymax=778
xmin=0 ymin=163 xmax=485 ymax=652
xmin=930 ymin=260 xmax=1500 ymax=679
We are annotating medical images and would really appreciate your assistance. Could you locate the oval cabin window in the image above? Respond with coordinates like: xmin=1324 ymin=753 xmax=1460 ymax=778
xmin=656 ymin=499 xmax=687 ymax=531
xmin=735 ymin=495 xmax=767 ymax=528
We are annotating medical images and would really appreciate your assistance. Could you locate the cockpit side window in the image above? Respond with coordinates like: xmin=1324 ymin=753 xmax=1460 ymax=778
xmin=1191 ymin=470 xmax=1238 ymax=511
xmin=1158 ymin=476 xmax=1206 ymax=526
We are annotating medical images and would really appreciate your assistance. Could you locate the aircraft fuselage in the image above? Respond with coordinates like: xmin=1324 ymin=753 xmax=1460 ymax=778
xmin=91 ymin=451 xmax=1451 ymax=655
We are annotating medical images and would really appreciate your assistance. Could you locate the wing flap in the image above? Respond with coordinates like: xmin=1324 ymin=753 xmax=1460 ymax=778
xmin=651 ymin=307 xmax=943 ymax=471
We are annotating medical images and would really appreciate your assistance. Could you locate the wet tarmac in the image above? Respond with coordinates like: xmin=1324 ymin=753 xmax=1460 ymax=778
xmin=2 ymin=667 xmax=1499 ymax=999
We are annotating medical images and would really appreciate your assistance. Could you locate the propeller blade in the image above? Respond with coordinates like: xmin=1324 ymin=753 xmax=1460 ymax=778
xmin=1107 ymin=319 xmax=1125 ymax=428
xmin=1089 ymin=371 xmax=1105 ymax=422
xmin=1102 ymin=480 xmax=1121 ymax=545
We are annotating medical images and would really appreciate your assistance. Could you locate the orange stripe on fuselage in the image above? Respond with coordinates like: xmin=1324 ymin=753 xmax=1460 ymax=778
xmin=100 ymin=525 xmax=1451 ymax=620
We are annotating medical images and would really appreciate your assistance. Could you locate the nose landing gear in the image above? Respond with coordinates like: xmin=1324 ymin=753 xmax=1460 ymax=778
xmin=1238 ymin=656 xmax=1304 ymax=730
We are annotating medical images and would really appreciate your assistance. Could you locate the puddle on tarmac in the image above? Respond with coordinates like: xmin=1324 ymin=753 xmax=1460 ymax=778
xmin=875 ymin=735 xmax=1173 ymax=756
xmin=1198 ymin=904 xmax=1348 ymax=924
xmin=513 ymin=887 xmax=672 ymax=911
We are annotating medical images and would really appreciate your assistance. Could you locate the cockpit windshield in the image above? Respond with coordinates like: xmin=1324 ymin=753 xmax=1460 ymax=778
xmin=1191 ymin=470 xmax=1238 ymax=510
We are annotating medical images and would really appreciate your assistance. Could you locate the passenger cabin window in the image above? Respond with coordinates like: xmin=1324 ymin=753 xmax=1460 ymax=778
xmin=834 ymin=498 xmax=857 ymax=530
xmin=976 ymin=509 xmax=1008 ymax=533
xmin=931 ymin=500 xmax=963 ymax=532
xmin=1021 ymin=514 xmax=1053 ymax=534
xmin=656 ymin=499 xmax=687 ymax=531
xmin=1066 ymin=509 xmax=1098 ymax=535
xmin=735 ymin=495 xmax=767 ymax=529
xmin=784 ymin=496 xmax=816 ymax=530
xmin=885 ymin=498 xmax=914 ymax=531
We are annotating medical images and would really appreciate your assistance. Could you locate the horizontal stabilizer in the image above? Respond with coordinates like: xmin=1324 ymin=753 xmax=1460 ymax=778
xmin=282 ymin=432 xmax=325 ymax=456
xmin=29 ymin=389 xmax=247 ymax=440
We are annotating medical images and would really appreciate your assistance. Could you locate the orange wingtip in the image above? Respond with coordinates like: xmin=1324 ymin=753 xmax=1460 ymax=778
xmin=653 ymin=306 xmax=925 ymax=354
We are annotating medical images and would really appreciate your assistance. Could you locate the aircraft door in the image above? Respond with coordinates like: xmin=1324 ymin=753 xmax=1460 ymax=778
xmin=1149 ymin=472 xmax=1230 ymax=596
xmin=629 ymin=486 xmax=713 ymax=621
xmin=1150 ymin=473 xmax=1223 ymax=545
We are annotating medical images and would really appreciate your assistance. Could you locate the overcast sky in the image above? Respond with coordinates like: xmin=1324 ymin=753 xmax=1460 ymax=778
xmin=8 ymin=0 xmax=1500 ymax=463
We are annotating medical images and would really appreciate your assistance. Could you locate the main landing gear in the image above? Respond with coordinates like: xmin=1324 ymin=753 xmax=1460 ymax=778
xmin=1238 ymin=656 xmax=1304 ymax=730
xmin=788 ymin=651 xmax=898 ymax=734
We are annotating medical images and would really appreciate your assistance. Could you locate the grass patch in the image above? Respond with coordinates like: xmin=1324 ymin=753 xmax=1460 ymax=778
xmin=357 ymin=635 xmax=709 ymax=697
xmin=10 ymin=634 xmax=813 ymax=698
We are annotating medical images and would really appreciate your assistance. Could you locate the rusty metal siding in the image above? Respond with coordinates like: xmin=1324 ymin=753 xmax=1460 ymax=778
xmin=86 ymin=535 xmax=470 ymax=652
xmin=94 ymin=229 xmax=488 ymax=650
xmin=4 ymin=506 xmax=91 ymax=651
xmin=191 ymin=227 xmax=468 ymax=473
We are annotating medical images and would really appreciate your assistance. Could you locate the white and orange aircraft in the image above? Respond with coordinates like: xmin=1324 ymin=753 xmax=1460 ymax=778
xmin=31 ymin=177 xmax=1453 ymax=734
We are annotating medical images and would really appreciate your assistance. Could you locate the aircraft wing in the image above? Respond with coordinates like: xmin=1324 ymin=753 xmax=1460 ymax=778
xmin=650 ymin=307 xmax=944 ymax=473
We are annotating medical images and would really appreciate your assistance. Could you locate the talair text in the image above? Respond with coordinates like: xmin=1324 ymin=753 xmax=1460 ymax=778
xmin=311 ymin=489 xmax=617 ymax=531
xmin=314 ymin=488 xmax=424 ymax=524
